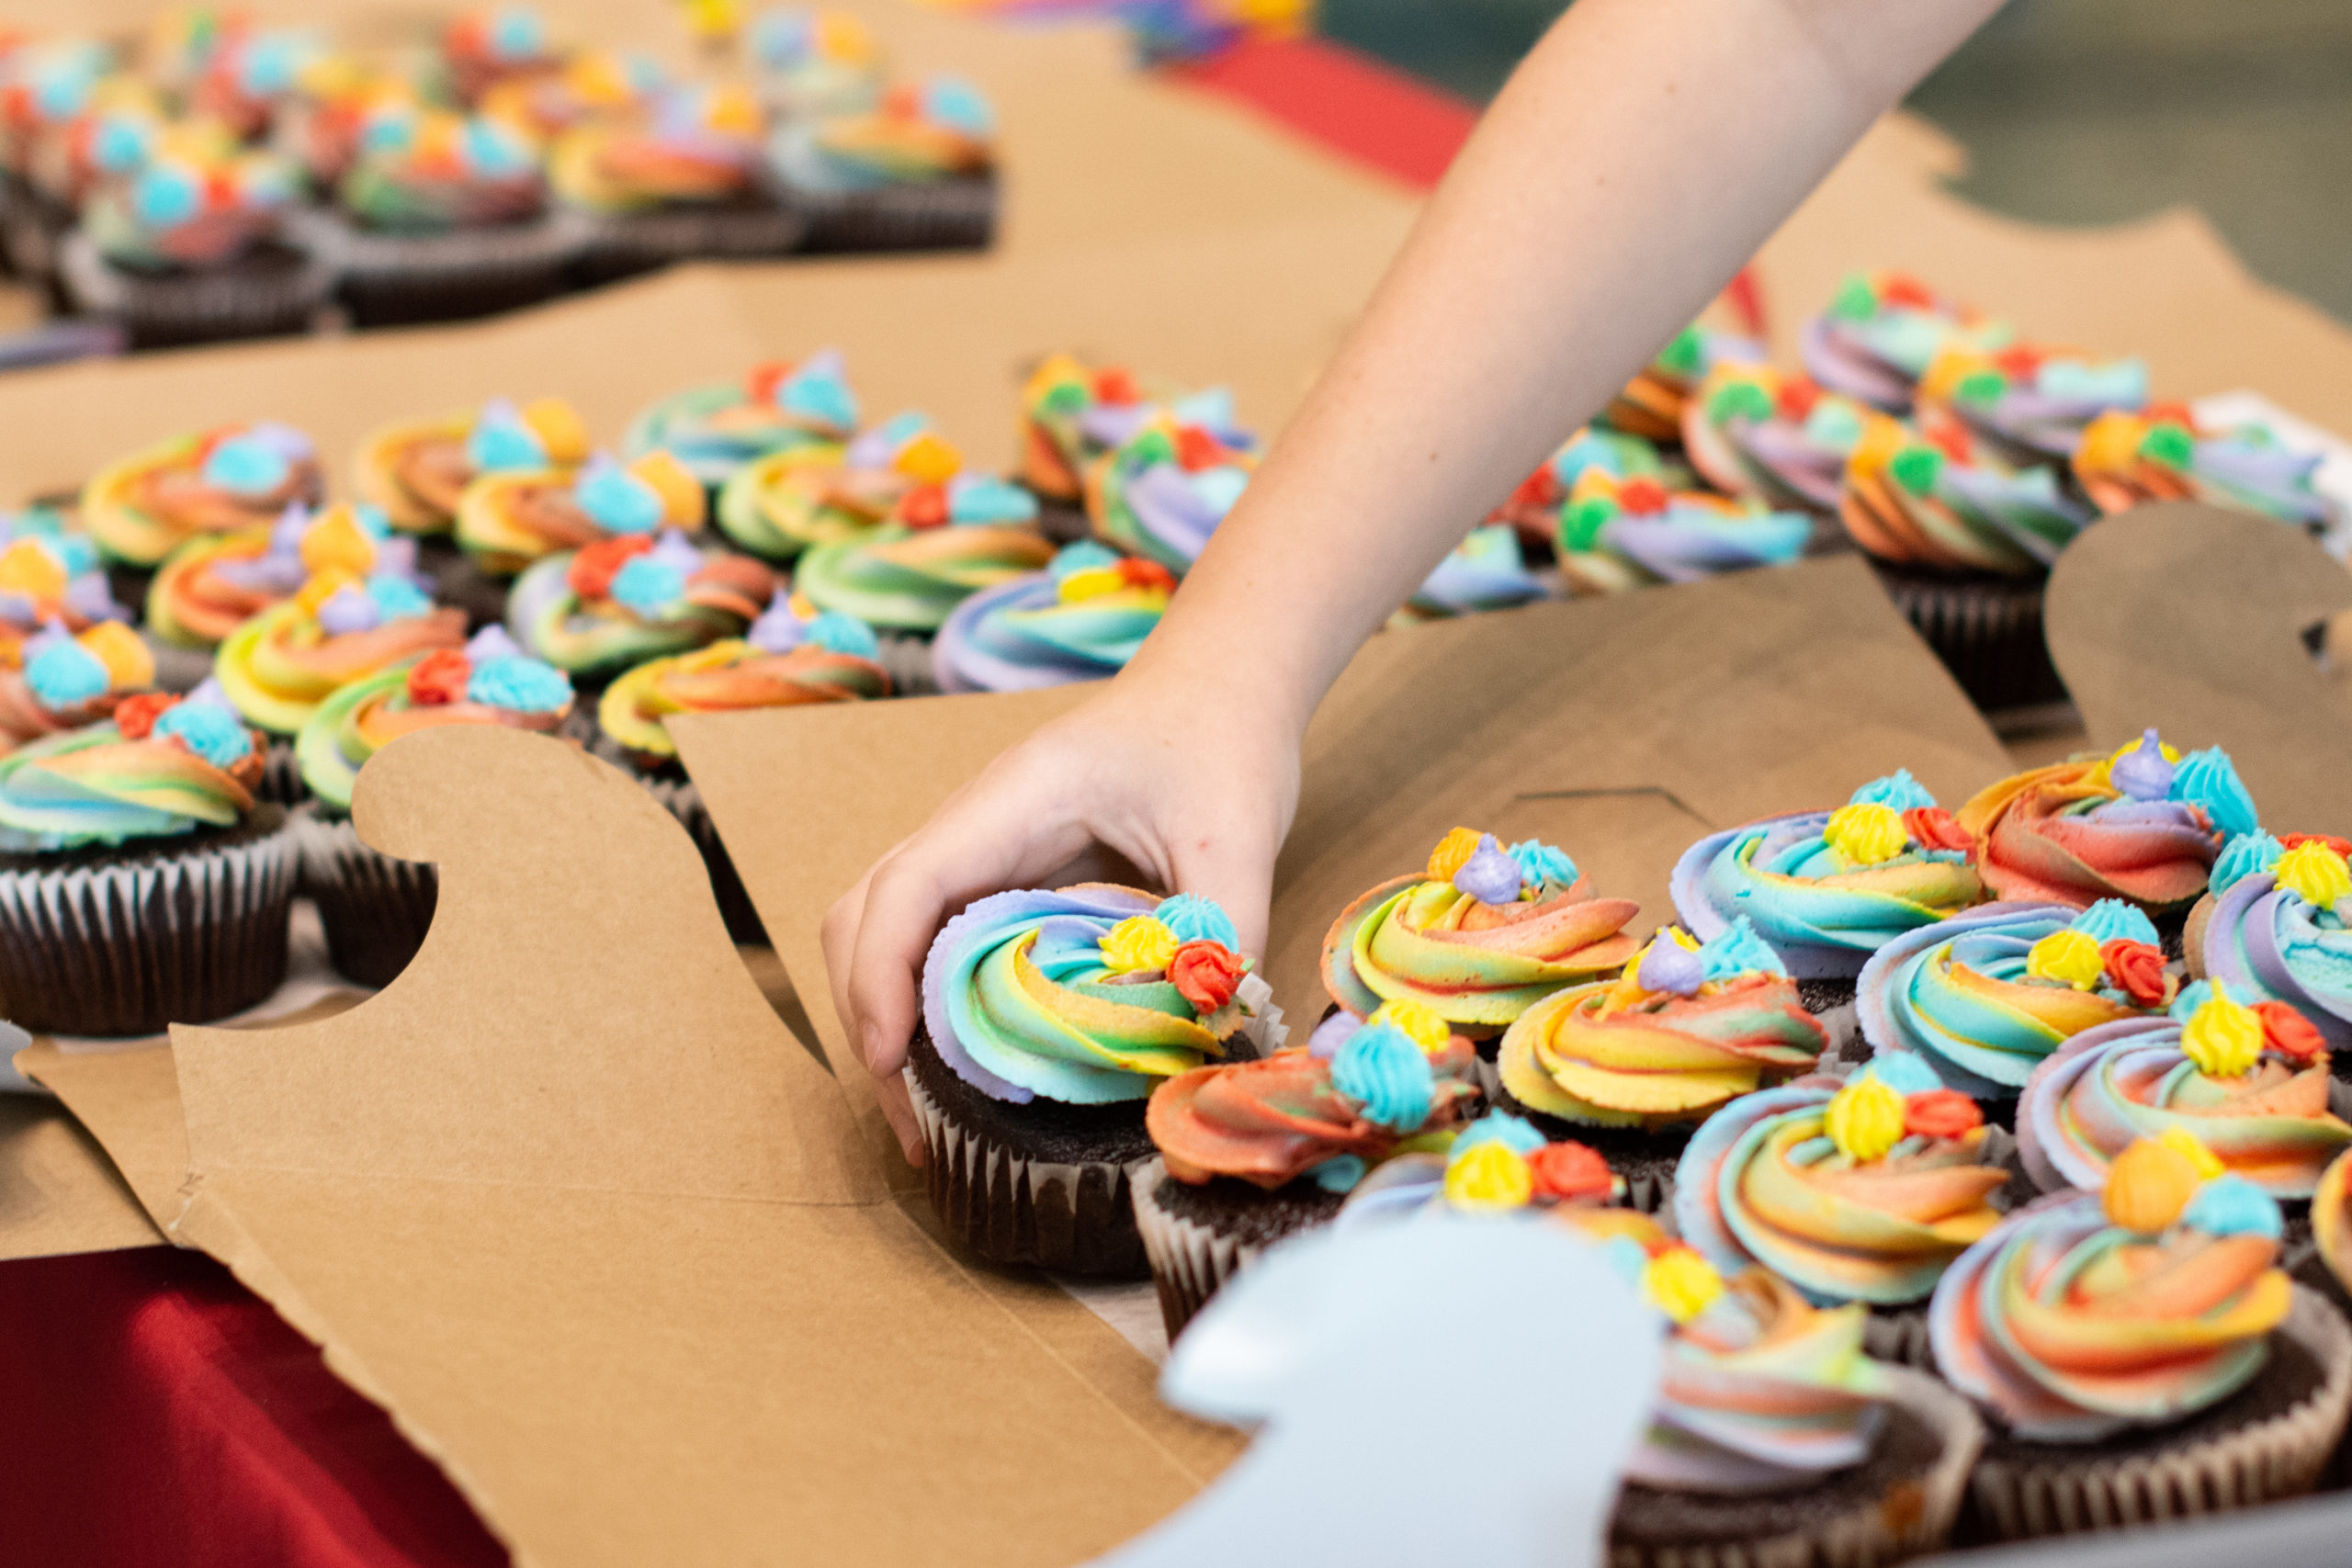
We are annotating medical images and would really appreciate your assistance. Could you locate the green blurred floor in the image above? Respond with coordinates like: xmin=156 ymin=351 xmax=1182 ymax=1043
xmin=1318 ymin=0 xmax=2352 ymax=325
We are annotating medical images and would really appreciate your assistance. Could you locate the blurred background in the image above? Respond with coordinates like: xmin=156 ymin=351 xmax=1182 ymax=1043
xmin=1321 ymin=0 xmax=2352 ymax=322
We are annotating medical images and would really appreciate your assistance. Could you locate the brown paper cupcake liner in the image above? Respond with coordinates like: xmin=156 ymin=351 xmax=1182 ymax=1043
xmin=294 ymin=807 xmax=437 ymax=988
xmin=1869 ymin=565 xmax=2063 ymax=715
xmin=904 ymin=1061 xmax=1150 ymax=1278
xmin=293 ymin=206 xmax=587 ymax=329
xmin=638 ymin=773 xmax=765 ymax=944
xmin=1965 ymin=1287 xmax=2352 ymax=1542
xmin=0 ymin=806 xmax=297 ymax=1036
xmin=782 ymin=173 xmax=996 ymax=254
xmin=1609 ymin=1366 xmax=1983 ymax=1568
xmin=567 ymin=200 xmax=808 ymax=288
xmin=60 ymin=231 xmax=334 ymax=351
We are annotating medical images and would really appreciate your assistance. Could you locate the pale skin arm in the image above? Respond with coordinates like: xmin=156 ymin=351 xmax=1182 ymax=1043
xmin=825 ymin=0 xmax=2006 ymax=1160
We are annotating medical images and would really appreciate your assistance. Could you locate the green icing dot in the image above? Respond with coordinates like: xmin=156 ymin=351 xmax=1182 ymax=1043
xmin=1955 ymin=370 xmax=2007 ymax=406
xmin=1828 ymin=275 xmax=1876 ymax=322
xmin=1889 ymin=444 xmax=1944 ymax=496
xmin=1128 ymin=429 xmax=1175 ymax=467
xmin=1041 ymin=382 xmax=1087 ymax=414
xmin=1656 ymin=326 xmax=1703 ymax=377
xmin=1559 ymin=497 xmax=1618 ymax=553
xmin=2139 ymin=422 xmax=2194 ymax=469
xmin=1705 ymin=379 xmax=1773 ymax=425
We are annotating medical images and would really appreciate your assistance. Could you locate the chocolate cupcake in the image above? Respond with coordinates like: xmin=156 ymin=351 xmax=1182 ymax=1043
xmin=622 ymin=350 xmax=860 ymax=492
xmin=766 ymin=74 xmax=995 ymax=254
xmin=2074 ymin=407 xmax=2334 ymax=531
xmin=1551 ymin=469 xmax=1813 ymax=598
xmin=1602 ymin=321 xmax=1768 ymax=446
xmin=594 ymin=592 xmax=889 ymax=941
xmin=456 ymin=446 xmax=706 ymax=579
xmin=505 ymin=530 xmax=773 ymax=682
xmin=1931 ymin=1137 xmax=2352 ymax=1540
xmin=0 ymin=687 xmax=296 ymax=1036
xmin=295 ymin=626 xmax=574 ymax=985
xmin=1800 ymin=271 xmax=2008 ymax=414
xmin=713 ymin=407 xmax=950 ymax=562
xmin=1496 ymin=921 xmax=1829 ymax=1208
xmin=1134 ymin=1005 xmax=1483 ymax=1337
xmin=1600 ymin=1213 xmax=1983 ymax=1568
xmin=933 ymin=540 xmax=1172 ymax=693
xmin=82 ymin=421 xmax=322 ymax=573
xmin=146 ymin=501 xmax=417 ymax=651
xmin=907 ymin=886 xmax=1274 ymax=1276
xmin=793 ymin=480 xmax=1051 ymax=635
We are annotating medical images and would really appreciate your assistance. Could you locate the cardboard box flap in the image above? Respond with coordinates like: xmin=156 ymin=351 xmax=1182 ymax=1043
xmin=678 ymin=554 xmax=2010 ymax=1136
xmin=0 ymin=1093 xmax=162 ymax=1261
xmin=2046 ymin=502 xmax=2352 ymax=838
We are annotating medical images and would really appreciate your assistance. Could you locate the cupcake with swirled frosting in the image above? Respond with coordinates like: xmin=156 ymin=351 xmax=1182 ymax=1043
xmin=215 ymin=568 xmax=468 ymax=747
xmin=1860 ymin=899 xmax=2175 ymax=1097
xmin=747 ymin=8 xmax=886 ymax=118
xmin=624 ymin=350 xmax=859 ymax=491
xmin=456 ymin=446 xmax=706 ymax=577
xmin=1957 ymin=730 xmax=2240 ymax=917
xmin=906 ymin=886 xmax=1275 ymax=1276
xmin=504 ymin=529 xmax=775 ymax=679
xmin=1135 ymin=1004 xmax=1483 ymax=1336
xmin=356 ymin=397 xmax=590 ymax=536
xmin=1915 ymin=341 xmax=2147 ymax=465
xmin=0 ymin=620 xmax=155 ymax=756
xmin=1605 ymin=322 xmax=1768 ymax=445
xmin=1801 ymin=272 xmax=2009 ymax=413
xmin=2018 ymin=984 xmax=2350 ymax=1200
xmin=1554 ymin=469 xmax=1813 ymax=597
xmin=933 ymin=540 xmax=1172 ymax=693
xmin=2193 ymin=834 xmax=2352 ymax=1059
xmin=1840 ymin=410 xmax=2092 ymax=576
xmin=794 ymin=475 xmax=1050 ymax=633
xmin=1390 ymin=525 xmax=1549 ymax=623
xmin=1487 ymin=425 xmax=1683 ymax=555
xmin=0 ymin=684 xmax=298 ymax=1035
xmin=82 ymin=422 xmax=322 ymax=569
xmin=713 ymin=407 xmax=955 ymax=561
xmin=0 ymin=513 xmax=131 ymax=668
xmin=765 ymin=73 xmax=997 ymax=253
xmin=294 ymin=625 xmax=573 ymax=985
xmin=1680 ymin=363 xmax=1872 ymax=513
xmin=147 ymin=502 xmax=418 ymax=651
xmin=2074 ymin=406 xmax=2333 ymax=531
xmin=1083 ymin=412 xmax=1255 ymax=575
xmin=1670 ymin=770 xmax=1984 ymax=989
xmin=1930 ymin=1130 xmax=2352 ymax=1540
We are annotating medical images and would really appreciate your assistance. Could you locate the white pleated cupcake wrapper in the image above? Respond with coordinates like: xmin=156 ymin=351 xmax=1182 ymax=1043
xmin=1965 ymin=1287 xmax=2352 ymax=1543
xmin=1130 ymin=1156 xmax=1268 ymax=1343
xmin=259 ymin=741 xmax=309 ymax=807
xmin=59 ymin=229 xmax=334 ymax=332
xmin=579 ymin=202 xmax=808 ymax=265
xmin=289 ymin=206 xmax=591 ymax=283
xmin=904 ymin=1065 xmax=1151 ymax=1277
xmin=873 ymin=632 xmax=939 ymax=696
xmin=783 ymin=175 xmax=995 ymax=251
xmin=291 ymin=809 xmax=437 ymax=986
xmin=0 ymin=818 xmax=299 ymax=1034
xmin=1610 ymin=1367 xmax=1983 ymax=1568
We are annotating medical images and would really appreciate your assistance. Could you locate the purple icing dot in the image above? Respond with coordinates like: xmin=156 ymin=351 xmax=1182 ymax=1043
xmin=1453 ymin=837 xmax=1522 ymax=905
xmin=1637 ymin=938 xmax=1705 ymax=997
xmin=2109 ymin=728 xmax=2175 ymax=802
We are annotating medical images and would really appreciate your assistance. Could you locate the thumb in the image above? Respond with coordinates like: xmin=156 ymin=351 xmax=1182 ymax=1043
xmin=1163 ymin=818 xmax=1279 ymax=964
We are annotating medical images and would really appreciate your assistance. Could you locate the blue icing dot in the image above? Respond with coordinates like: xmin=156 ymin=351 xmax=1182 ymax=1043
xmin=134 ymin=163 xmax=200 ymax=229
xmin=1867 ymin=1053 xmax=1943 ymax=1097
xmin=609 ymin=556 xmax=685 ymax=617
xmin=199 ymin=435 xmax=291 ymax=497
xmin=24 ymin=639 xmax=109 ymax=708
xmin=366 ymin=574 xmax=434 ymax=621
xmin=805 ymin=610 xmax=879 ymax=660
xmin=490 ymin=5 xmax=546 ymax=57
xmin=2212 ymin=830 xmax=2286 ymax=894
xmin=1849 ymin=769 xmax=1935 ymax=812
xmin=466 ymin=654 xmax=571 ymax=714
xmin=949 ymin=477 xmax=1040 ymax=525
xmin=2181 ymin=1173 xmax=2282 ymax=1240
xmin=2038 ymin=357 xmax=2148 ymax=408
xmin=2169 ymin=978 xmax=2214 ymax=1021
xmin=1153 ymin=893 xmax=1238 ymax=948
xmin=576 ymin=463 xmax=663 ymax=535
xmin=1309 ymin=1154 xmax=1367 ymax=1193
xmin=1698 ymin=913 xmax=1787 ymax=981
xmin=923 ymin=75 xmax=994 ymax=137
xmin=1050 ymin=540 xmax=1123 ymax=580
xmin=1451 ymin=1112 xmax=1546 ymax=1159
xmin=153 ymin=701 xmax=253 ymax=770
xmin=1329 ymin=1021 xmax=1434 ymax=1134
xmin=2069 ymin=898 xmax=2160 ymax=948
xmin=2170 ymin=747 xmax=2259 ymax=840
xmin=777 ymin=366 xmax=858 ymax=430
xmin=461 ymin=117 xmax=532 ymax=178
xmin=1507 ymin=839 xmax=1577 ymax=891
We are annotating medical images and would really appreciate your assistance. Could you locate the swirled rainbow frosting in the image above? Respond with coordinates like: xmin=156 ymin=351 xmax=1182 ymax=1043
xmin=1956 ymin=732 xmax=2237 ymax=911
xmin=356 ymin=396 xmax=590 ymax=535
xmin=1930 ymin=1135 xmax=2290 ymax=1441
xmin=1390 ymin=525 xmax=1548 ymax=622
xmin=215 ymin=570 xmax=467 ymax=736
xmin=1499 ymin=921 xmax=1827 ymax=1126
xmin=0 ymin=685 xmax=265 ymax=851
xmin=623 ymin=350 xmax=860 ymax=489
xmin=82 ymin=423 xmax=322 ymax=568
xmin=505 ymin=530 xmax=774 ymax=675
xmin=148 ymin=501 xmax=419 ymax=649
xmin=1554 ymin=469 xmax=1811 ymax=595
xmin=598 ymin=593 xmax=888 ymax=762
xmin=766 ymin=74 xmax=993 ymax=193
xmin=0 ymin=621 xmax=155 ymax=755
xmin=1083 ymin=412 xmax=1254 ymax=574
xmin=2314 ymin=1150 xmax=2352 ymax=1301
xmin=1839 ymin=410 xmax=2091 ymax=575
xmin=1487 ymin=424 xmax=1678 ymax=546
xmin=1669 ymin=771 xmax=1984 ymax=978
xmin=1860 ymin=899 xmax=2173 ymax=1095
xmin=920 ymin=885 xmax=1260 ymax=1105
xmin=1680 ymin=363 xmax=1871 ymax=513
xmin=549 ymin=81 xmax=765 ymax=213
xmin=933 ymin=541 xmax=1171 ymax=693
xmin=1916 ymin=341 xmax=2147 ymax=463
xmin=296 ymin=626 xmax=572 ymax=810
xmin=1676 ymin=1058 xmax=2005 ymax=1306
xmin=712 ymin=408 xmax=968 ymax=559
xmin=2075 ymin=408 xmax=2331 ymax=530
xmin=794 ymin=512 xmax=1053 ymax=632
xmin=1606 ymin=322 xmax=1767 ymax=446
xmin=1325 ymin=829 xmax=1640 ymax=1034
xmin=456 ymin=447 xmax=706 ymax=576
xmin=1801 ymin=272 xmax=2009 ymax=414
xmin=0 ymin=514 xmax=129 ymax=665
xmin=2018 ymin=986 xmax=2348 ymax=1199
xmin=338 ymin=108 xmax=546 ymax=232
xmin=2198 ymin=835 xmax=2352 ymax=1046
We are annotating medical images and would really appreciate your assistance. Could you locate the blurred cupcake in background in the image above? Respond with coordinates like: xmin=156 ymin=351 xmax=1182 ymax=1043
xmin=746 ymin=7 xmax=884 ymax=118
xmin=1801 ymin=271 xmax=2009 ymax=413
xmin=189 ymin=26 xmax=321 ymax=142
xmin=456 ymin=446 xmax=705 ymax=576
xmin=2074 ymin=406 xmax=2333 ymax=531
xmin=1915 ymin=340 xmax=2147 ymax=465
xmin=441 ymin=5 xmax=561 ymax=107
xmin=478 ymin=47 xmax=662 ymax=142
xmin=1681 ymin=363 xmax=1871 ymax=514
xmin=1390 ymin=525 xmax=1547 ymax=623
xmin=505 ymin=527 xmax=774 ymax=678
xmin=554 ymin=80 xmax=801 ymax=283
xmin=1085 ymin=411 xmax=1254 ymax=575
xmin=82 ymin=420 xmax=322 ymax=570
xmin=933 ymin=539 xmax=1172 ymax=693
xmin=714 ymin=404 xmax=953 ymax=561
xmin=1603 ymin=321 xmax=1767 ymax=445
xmin=627 ymin=349 xmax=859 ymax=491
xmin=767 ymin=73 xmax=996 ymax=253
xmin=1553 ymin=469 xmax=1813 ymax=597
xmin=1486 ymin=424 xmax=1683 ymax=558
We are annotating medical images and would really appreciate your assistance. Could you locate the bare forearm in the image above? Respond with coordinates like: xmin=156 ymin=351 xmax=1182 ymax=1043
xmin=1129 ymin=0 xmax=2002 ymax=733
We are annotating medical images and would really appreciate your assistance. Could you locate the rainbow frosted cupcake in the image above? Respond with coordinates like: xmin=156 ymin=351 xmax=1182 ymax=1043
xmin=552 ymin=82 xmax=803 ymax=283
xmin=1083 ymin=412 xmax=1254 ymax=575
xmin=505 ymin=529 xmax=775 ymax=679
xmin=766 ymin=73 xmax=996 ymax=253
xmin=2074 ymin=406 xmax=2332 ymax=530
xmin=1553 ymin=470 xmax=1812 ymax=597
xmin=793 ymin=476 xmax=1049 ymax=633
xmin=0 ymin=621 xmax=154 ymax=757
xmin=82 ymin=422 xmax=322 ymax=570
xmin=933 ymin=540 xmax=1172 ymax=693
xmin=1487 ymin=425 xmax=1683 ymax=557
xmin=712 ymin=407 xmax=953 ymax=561
xmin=1390 ymin=525 xmax=1549 ymax=622
xmin=456 ymin=447 xmax=705 ymax=578
xmin=2192 ymin=834 xmax=2352 ymax=1063
xmin=1604 ymin=322 xmax=1767 ymax=445
xmin=1914 ymin=341 xmax=2147 ymax=465
xmin=1680 ymin=363 xmax=1872 ymax=513
xmin=1801 ymin=271 xmax=2008 ymax=413
xmin=747 ymin=8 xmax=885 ymax=118
xmin=355 ymin=396 xmax=591 ymax=536
xmin=622 ymin=350 xmax=859 ymax=491
xmin=146 ymin=502 xmax=416 ymax=650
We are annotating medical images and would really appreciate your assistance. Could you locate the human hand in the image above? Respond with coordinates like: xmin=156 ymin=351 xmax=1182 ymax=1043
xmin=821 ymin=664 xmax=1302 ymax=1164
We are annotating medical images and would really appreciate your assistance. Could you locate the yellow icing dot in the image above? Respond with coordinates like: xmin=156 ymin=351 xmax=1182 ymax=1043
xmin=2181 ymin=983 xmax=2265 ymax=1078
xmin=1643 ymin=1247 xmax=1725 ymax=1325
xmin=2276 ymin=840 xmax=2352 ymax=910
xmin=628 ymin=450 xmax=707 ymax=528
xmin=0 ymin=538 xmax=66 ymax=601
xmin=1099 ymin=915 xmax=1179 ymax=975
xmin=1368 ymin=998 xmax=1451 ymax=1055
xmin=894 ymin=432 xmax=963 ymax=484
xmin=2076 ymin=411 xmax=2143 ymax=475
xmin=1824 ymin=801 xmax=1906 ymax=866
xmin=817 ymin=11 xmax=876 ymax=61
xmin=1823 ymin=1074 xmax=1906 ymax=1162
xmin=1846 ymin=412 xmax=1910 ymax=478
xmin=2159 ymin=1124 xmax=2227 ymax=1181
xmin=294 ymin=569 xmax=362 ymax=615
xmin=705 ymin=84 xmax=762 ymax=137
xmin=76 ymin=622 xmax=153 ymax=691
xmin=1427 ymin=827 xmax=1485 ymax=881
xmin=1444 ymin=1141 xmax=1533 ymax=1212
xmin=2026 ymin=929 xmax=2105 ymax=990
xmin=522 ymin=398 xmax=590 ymax=466
xmin=2104 ymin=1137 xmax=2200 ymax=1234
xmin=300 ymin=506 xmax=377 ymax=579
xmin=683 ymin=0 xmax=745 ymax=43
xmin=1057 ymin=567 xmax=1125 ymax=604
